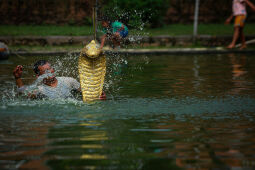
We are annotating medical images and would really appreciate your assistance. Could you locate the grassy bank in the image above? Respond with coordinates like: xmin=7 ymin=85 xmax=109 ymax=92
xmin=1 ymin=24 xmax=255 ymax=36
xmin=145 ymin=24 xmax=255 ymax=36
xmin=9 ymin=44 xmax=83 ymax=52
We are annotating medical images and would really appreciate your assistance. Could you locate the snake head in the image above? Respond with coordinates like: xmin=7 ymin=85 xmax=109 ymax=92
xmin=82 ymin=40 xmax=102 ymax=59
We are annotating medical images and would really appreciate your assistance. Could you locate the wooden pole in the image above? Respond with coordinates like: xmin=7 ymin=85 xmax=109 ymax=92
xmin=93 ymin=0 xmax=98 ymax=40
xmin=93 ymin=7 xmax=96 ymax=40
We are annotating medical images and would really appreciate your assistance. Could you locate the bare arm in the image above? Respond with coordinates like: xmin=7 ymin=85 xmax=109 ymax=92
xmin=245 ymin=0 xmax=255 ymax=11
xmin=13 ymin=65 xmax=24 ymax=88
xmin=100 ymin=34 xmax=107 ymax=49
xmin=13 ymin=65 xmax=38 ymax=99
xmin=225 ymin=15 xmax=233 ymax=25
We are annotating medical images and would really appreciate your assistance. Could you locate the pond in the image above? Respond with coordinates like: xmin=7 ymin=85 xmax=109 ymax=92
xmin=0 ymin=53 xmax=255 ymax=169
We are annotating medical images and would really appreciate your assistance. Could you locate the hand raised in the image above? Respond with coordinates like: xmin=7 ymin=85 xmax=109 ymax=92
xmin=13 ymin=65 xmax=23 ymax=79
xmin=225 ymin=18 xmax=231 ymax=25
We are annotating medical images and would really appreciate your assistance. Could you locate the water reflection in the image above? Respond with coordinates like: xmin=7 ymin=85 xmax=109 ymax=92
xmin=150 ymin=114 xmax=255 ymax=169
xmin=1 ymin=103 xmax=255 ymax=169
xmin=0 ymin=114 xmax=53 ymax=169
xmin=192 ymin=56 xmax=203 ymax=92
xmin=228 ymin=54 xmax=251 ymax=95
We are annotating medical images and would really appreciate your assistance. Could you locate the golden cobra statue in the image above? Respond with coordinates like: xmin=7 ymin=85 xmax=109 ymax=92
xmin=78 ymin=40 xmax=106 ymax=102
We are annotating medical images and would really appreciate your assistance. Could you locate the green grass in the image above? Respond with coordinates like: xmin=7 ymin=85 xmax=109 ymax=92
xmin=9 ymin=44 xmax=83 ymax=52
xmin=0 ymin=25 xmax=94 ymax=36
xmin=1 ymin=24 xmax=255 ymax=36
xmin=143 ymin=24 xmax=255 ymax=36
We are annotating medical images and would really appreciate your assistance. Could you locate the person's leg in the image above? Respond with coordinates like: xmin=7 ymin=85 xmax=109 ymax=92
xmin=227 ymin=26 xmax=240 ymax=49
xmin=239 ymin=27 xmax=246 ymax=49
xmin=239 ymin=15 xmax=246 ymax=49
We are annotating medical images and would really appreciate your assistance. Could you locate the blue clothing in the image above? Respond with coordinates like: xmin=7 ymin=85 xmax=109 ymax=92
xmin=119 ymin=29 xmax=128 ymax=38
xmin=111 ymin=21 xmax=128 ymax=32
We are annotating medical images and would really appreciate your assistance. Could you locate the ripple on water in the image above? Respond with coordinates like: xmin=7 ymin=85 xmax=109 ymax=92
xmin=0 ymin=96 xmax=255 ymax=120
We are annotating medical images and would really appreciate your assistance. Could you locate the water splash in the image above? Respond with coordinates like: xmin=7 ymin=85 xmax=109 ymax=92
xmin=53 ymin=53 xmax=79 ymax=78
xmin=99 ymin=6 xmax=150 ymax=48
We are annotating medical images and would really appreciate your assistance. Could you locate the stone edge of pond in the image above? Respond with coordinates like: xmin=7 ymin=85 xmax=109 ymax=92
xmin=1 ymin=35 xmax=255 ymax=47
xmin=10 ymin=48 xmax=255 ymax=56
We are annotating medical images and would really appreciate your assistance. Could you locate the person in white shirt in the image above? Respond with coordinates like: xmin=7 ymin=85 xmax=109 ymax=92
xmin=13 ymin=60 xmax=106 ymax=100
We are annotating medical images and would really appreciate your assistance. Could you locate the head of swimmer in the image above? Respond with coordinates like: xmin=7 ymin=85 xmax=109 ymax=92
xmin=100 ymin=16 xmax=110 ymax=28
xmin=33 ymin=60 xmax=56 ymax=84
xmin=102 ymin=21 xmax=110 ymax=28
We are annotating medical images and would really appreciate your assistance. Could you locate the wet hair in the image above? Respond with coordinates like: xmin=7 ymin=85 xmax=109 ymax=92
xmin=33 ymin=60 xmax=48 ymax=75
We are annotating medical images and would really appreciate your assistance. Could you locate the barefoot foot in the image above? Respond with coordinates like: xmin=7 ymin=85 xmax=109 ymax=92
xmin=227 ymin=44 xmax=235 ymax=49
xmin=239 ymin=45 xmax=247 ymax=50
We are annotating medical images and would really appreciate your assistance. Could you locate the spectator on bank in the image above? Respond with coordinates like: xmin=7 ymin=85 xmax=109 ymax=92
xmin=225 ymin=0 xmax=255 ymax=49
xmin=99 ymin=16 xmax=128 ymax=49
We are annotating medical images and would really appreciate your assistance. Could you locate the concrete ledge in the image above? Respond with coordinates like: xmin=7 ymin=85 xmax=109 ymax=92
xmin=2 ymin=35 xmax=255 ymax=47
xmin=10 ymin=48 xmax=255 ymax=56
xmin=110 ymin=48 xmax=255 ymax=55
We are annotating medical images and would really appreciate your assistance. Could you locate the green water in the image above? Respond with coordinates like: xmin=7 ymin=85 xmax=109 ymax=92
xmin=0 ymin=54 xmax=255 ymax=169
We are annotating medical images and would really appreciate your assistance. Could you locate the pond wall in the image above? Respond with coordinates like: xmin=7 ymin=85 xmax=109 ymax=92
xmin=1 ymin=35 xmax=255 ymax=47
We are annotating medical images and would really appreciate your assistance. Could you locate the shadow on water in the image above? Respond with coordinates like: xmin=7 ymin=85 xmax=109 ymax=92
xmin=0 ymin=53 xmax=255 ymax=169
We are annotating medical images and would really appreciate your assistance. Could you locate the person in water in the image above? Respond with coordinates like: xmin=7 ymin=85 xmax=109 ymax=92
xmin=225 ymin=0 xmax=255 ymax=49
xmin=100 ymin=17 xmax=128 ymax=49
xmin=13 ymin=60 xmax=106 ymax=100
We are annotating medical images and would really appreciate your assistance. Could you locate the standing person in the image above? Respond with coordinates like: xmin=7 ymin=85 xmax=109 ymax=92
xmin=100 ymin=17 xmax=128 ymax=49
xmin=225 ymin=0 xmax=254 ymax=49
